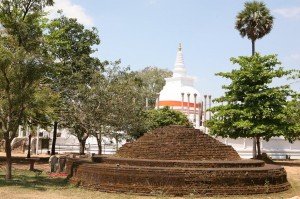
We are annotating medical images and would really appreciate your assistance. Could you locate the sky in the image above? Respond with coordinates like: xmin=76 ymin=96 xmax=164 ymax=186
xmin=46 ymin=0 xmax=300 ymax=101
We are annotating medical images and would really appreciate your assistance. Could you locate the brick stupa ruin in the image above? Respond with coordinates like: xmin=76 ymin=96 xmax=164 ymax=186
xmin=66 ymin=125 xmax=290 ymax=196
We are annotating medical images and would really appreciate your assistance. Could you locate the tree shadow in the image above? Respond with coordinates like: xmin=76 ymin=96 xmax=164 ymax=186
xmin=0 ymin=169 xmax=69 ymax=191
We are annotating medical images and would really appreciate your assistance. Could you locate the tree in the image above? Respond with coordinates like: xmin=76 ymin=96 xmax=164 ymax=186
xmin=235 ymin=1 xmax=273 ymax=56
xmin=145 ymin=106 xmax=192 ymax=131
xmin=206 ymin=53 xmax=297 ymax=158
xmin=235 ymin=1 xmax=274 ymax=158
xmin=285 ymin=94 xmax=300 ymax=142
xmin=81 ymin=71 xmax=109 ymax=155
xmin=88 ymin=63 xmax=146 ymax=153
xmin=0 ymin=0 xmax=54 ymax=51
xmin=45 ymin=12 xmax=104 ymax=155
xmin=285 ymin=71 xmax=300 ymax=141
xmin=0 ymin=0 xmax=53 ymax=180
xmin=136 ymin=66 xmax=172 ymax=108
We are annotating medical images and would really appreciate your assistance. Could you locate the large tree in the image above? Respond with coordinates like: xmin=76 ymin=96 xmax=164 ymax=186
xmin=45 ymin=12 xmax=104 ymax=155
xmin=87 ymin=63 xmax=146 ymax=153
xmin=206 ymin=53 xmax=297 ymax=158
xmin=235 ymin=1 xmax=273 ymax=158
xmin=235 ymin=1 xmax=273 ymax=56
xmin=0 ymin=0 xmax=53 ymax=180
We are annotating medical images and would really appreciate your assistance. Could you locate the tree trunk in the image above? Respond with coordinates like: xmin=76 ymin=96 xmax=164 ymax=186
xmin=79 ymin=139 xmax=86 ymax=155
xmin=256 ymin=136 xmax=261 ymax=158
xmin=115 ymin=135 xmax=119 ymax=151
xmin=27 ymin=134 xmax=31 ymax=158
xmin=252 ymin=39 xmax=255 ymax=56
xmin=4 ymin=133 xmax=12 ymax=180
xmin=96 ymin=133 xmax=102 ymax=155
xmin=251 ymin=39 xmax=256 ymax=159
xmin=51 ymin=121 xmax=58 ymax=156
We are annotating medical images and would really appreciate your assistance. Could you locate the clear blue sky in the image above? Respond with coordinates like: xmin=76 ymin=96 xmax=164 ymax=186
xmin=47 ymin=0 xmax=300 ymax=101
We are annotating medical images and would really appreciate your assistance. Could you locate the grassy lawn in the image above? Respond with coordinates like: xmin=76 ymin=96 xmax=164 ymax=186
xmin=0 ymin=161 xmax=299 ymax=199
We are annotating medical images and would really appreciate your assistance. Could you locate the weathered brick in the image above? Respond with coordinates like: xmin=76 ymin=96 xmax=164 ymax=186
xmin=67 ymin=125 xmax=290 ymax=196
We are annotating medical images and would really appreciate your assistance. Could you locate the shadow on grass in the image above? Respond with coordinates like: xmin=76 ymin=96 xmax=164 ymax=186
xmin=0 ymin=169 xmax=69 ymax=191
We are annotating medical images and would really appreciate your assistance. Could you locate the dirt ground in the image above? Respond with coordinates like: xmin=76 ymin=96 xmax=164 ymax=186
xmin=285 ymin=164 xmax=300 ymax=176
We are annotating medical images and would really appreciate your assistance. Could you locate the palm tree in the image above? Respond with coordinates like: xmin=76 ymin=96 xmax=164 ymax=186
xmin=235 ymin=1 xmax=273 ymax=159
xmin=235 ymin=1 xmax=274 ymax=56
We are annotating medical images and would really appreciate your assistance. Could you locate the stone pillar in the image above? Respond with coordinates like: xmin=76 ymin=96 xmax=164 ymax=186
xmin=181 ymin=92 xmax=184 ymax=112
xmin=26 ymin=124 xmax=30 ymax=137
xmin=199 ymin=102 xmax=203 ymax=126
xmin=193 ymin=93 xmax=197 ymax=123
xmin=18 ymin=126 xmax=22 ymax=137
xmin=208 ymin=95 xmax=212 ymax=120
xmin=204 ymin=95 xmax=207 ymax=133
xmin=187 ymin=93 xmax=190 ymax=116
xmin=145 ymin=97 xmax=149 ymax=110
xmin=58 ymin=156 xmax=66 ymax=173
xmin=156 ymin=93 xmax=160 ymax=110
xmin=49 ymin=155 xmax=58 ymax=173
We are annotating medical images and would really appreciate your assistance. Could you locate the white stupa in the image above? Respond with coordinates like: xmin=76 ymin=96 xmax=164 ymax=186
xmin=157 ymin=44 xmax=202 ymax=127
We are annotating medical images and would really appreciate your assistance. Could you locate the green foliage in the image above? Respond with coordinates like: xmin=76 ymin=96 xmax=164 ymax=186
xmin=86 ymin=63 xmax=146 ymax=148
xmin=235 ymin=1 xmax=273 ymax=41
xmin=146 ymin=106 xmax=191 ymax=131
xmin=207 ymin=53 xmax=297 ymax=142
xmin=0 ymin=0 xmax=55 ymax=137
xmin=284 ymin=94 xmax=300 ymax=142
xmin=0 ymin=0 xmax=54 ymax=51
xmin=45 ymin=11 xmax=103 ymax=88
xmin=136 ymin=66 xmax=172 ymax=108
xmin=0 ymin=0 xmax=54 ymax=180
xmin=235 ymin=1 xmax=273 ymax=55
xmin=85 ymin=64 xmax=185 ymax=141
xmin=124 ymin=66 xmax=172 ymax=138
xmin=0 ymin=25 xmax=50 ymax=139
xmin=45 ymin=12 xmax=104 ymax=153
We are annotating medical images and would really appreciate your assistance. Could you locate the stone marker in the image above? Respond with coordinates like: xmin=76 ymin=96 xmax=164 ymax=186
xmin=49 ymin=155 xmax=58 ymax=173
xmin=58 ymin=156 xmax=66 ymax=172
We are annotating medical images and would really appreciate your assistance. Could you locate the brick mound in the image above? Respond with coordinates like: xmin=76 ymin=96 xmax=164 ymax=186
xmin=67 ymin=125 xmax=290 ymax=196
xmin=116 ymin=125 xmax=241 ymax=161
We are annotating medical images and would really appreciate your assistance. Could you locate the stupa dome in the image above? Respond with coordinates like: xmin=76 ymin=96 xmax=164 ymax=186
xmin=157 ymin=44 xmax=202 ymax=126
xmin=159 ymin=85 xmax=201 ymax=108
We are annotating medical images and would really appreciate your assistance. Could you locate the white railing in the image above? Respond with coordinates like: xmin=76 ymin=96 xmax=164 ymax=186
xmin=53 ymin=143 xmax=117 ymax=155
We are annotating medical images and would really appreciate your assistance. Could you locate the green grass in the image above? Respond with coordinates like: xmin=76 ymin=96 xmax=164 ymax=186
xmin=0 ymin=169 xmax=68 ymax=191
xmin=0 ymin=163 xmax=299 ymax=199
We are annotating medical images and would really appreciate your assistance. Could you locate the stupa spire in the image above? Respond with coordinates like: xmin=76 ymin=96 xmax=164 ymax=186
xmin=173 ymin=43 xmax=187 ymax=77
xmin=178 ymin=43 xmax=182 ymax=51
